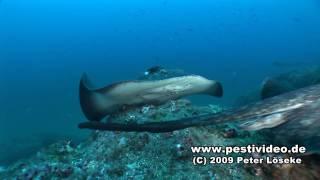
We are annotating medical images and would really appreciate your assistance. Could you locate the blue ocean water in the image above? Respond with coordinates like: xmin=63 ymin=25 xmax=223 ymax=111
xmin=0 ymin=0 xmax=319 ymax=165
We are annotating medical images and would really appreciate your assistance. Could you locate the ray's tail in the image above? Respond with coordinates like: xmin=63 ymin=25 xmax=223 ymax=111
xmin=78 ymin=112 xmax=234 ymax=133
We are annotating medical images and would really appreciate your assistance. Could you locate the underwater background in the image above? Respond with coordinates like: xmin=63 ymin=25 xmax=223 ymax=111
xmin=0 ymin=0 xmax=320 ymax=169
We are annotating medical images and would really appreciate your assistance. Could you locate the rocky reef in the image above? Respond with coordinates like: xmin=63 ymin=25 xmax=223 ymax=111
xmin=0 ymin=100 xmax=257 ymax=179
xmin=1 ymin=99 xmax=318 ymax=179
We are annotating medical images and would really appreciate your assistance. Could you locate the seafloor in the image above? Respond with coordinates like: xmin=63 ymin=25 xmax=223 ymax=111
xmin=0 ymin=99 xmax=318 ymax=179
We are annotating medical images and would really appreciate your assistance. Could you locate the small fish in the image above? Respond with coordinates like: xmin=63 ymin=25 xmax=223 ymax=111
xmin=144 ymin=66 xmax=164 ymax=76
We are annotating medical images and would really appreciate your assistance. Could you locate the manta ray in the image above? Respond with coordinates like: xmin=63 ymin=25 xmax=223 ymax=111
xmin=79 ymin=74 xmax=223 ymax=121
xmin=79 ymin=84 xmax=320 ymax=152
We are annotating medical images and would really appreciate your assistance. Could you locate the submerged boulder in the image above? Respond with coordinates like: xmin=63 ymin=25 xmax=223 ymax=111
xmin=261 ymin=66 xmax=320 ymax=99
xmin=235 ymin=66 xmax=320 ymax=106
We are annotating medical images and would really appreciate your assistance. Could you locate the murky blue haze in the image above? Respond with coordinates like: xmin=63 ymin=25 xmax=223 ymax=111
xmin=0 ymin=0 xmax=319 ymax=164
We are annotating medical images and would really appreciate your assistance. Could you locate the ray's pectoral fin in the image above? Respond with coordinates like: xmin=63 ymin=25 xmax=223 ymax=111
xmin=239 ymin=113 xmax=288 ymax=131
xmin=210 ymin=81 xmax=223 ymax=97
xmin=79 ymin=73 xmax=116 ymax=121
